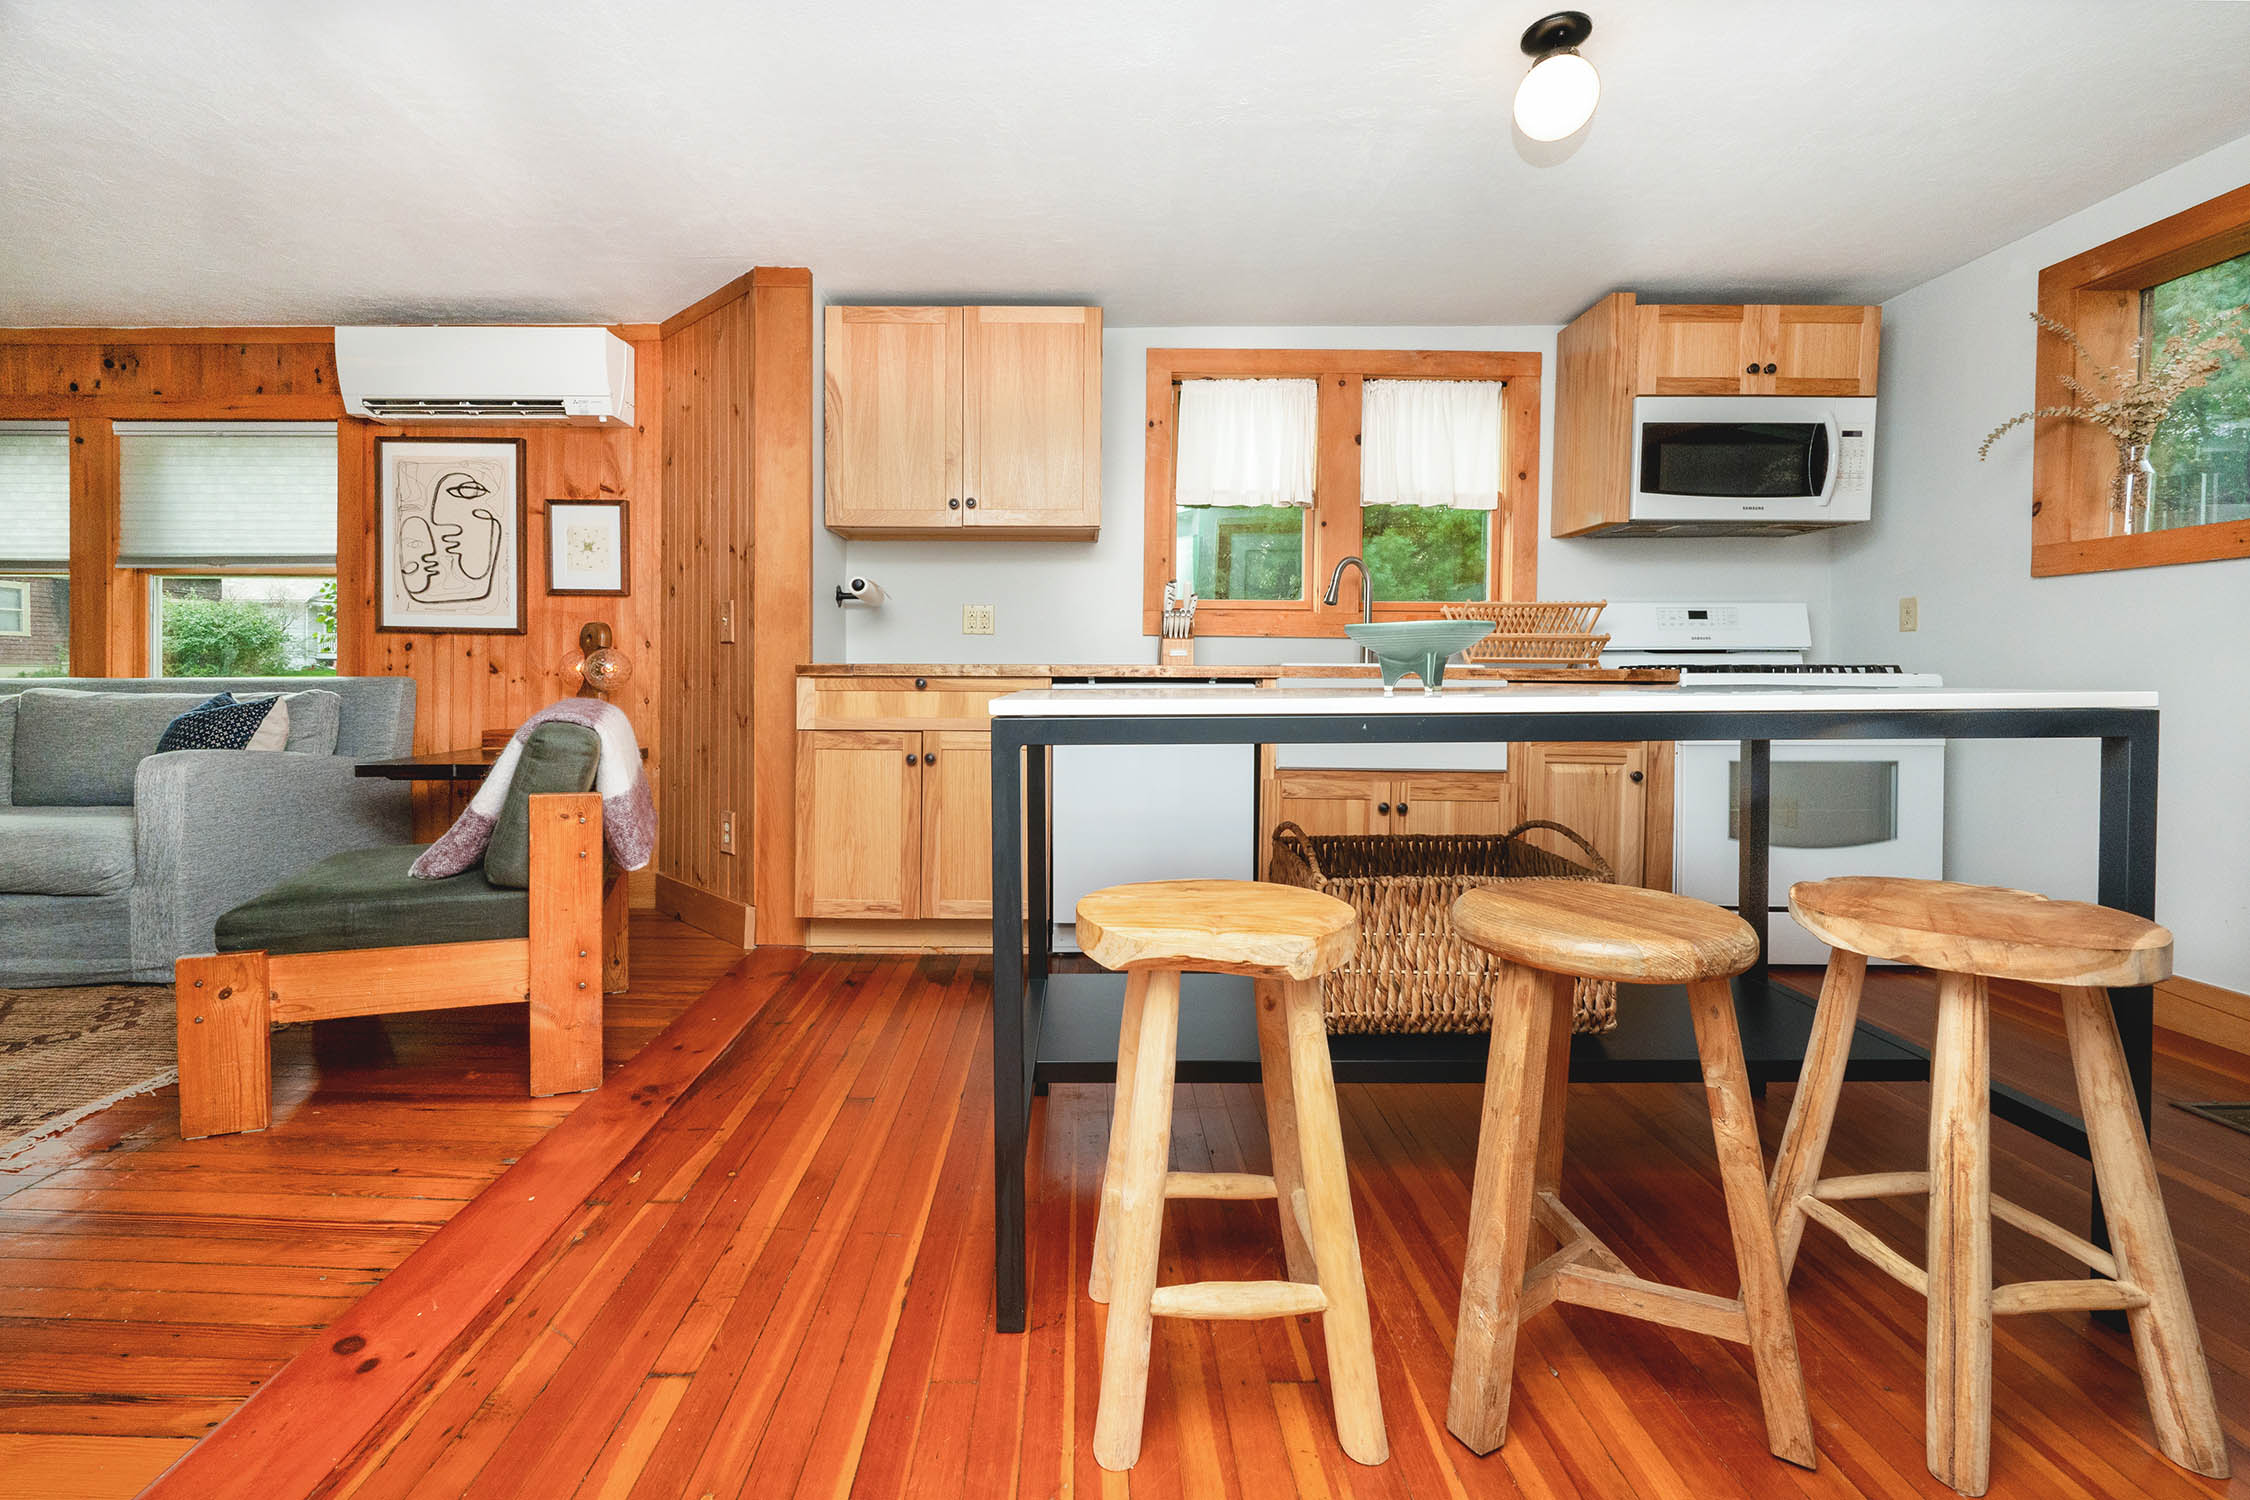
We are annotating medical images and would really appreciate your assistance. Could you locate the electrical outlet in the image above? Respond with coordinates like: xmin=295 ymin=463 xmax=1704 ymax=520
xmin=1898 ymin=596 xmax=1919 ymax=632
xmin=962 ymin=603 xmax=996 ymax=635
xmin=719 ymin=810 xmax=736 ymax=855
xmin=718 ymin=598 xmax=736 ymax=644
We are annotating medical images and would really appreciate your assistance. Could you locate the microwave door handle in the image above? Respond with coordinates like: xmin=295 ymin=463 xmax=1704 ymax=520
xmin=1813 ymin=413 xmax=1842 ymax=504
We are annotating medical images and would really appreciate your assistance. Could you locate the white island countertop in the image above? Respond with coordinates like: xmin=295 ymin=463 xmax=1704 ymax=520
xmin=989 ymin=683 xmax=2159 ymax=717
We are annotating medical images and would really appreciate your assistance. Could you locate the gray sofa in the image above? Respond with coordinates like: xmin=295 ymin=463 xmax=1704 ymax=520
xmin=0 ymin=676 xmax=416 ymax=986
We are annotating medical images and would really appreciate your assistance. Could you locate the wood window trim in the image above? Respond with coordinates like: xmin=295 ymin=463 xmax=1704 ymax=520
xmin=2031 ymin=181 xmax=2250 ymax=577
xmin=1142 ymin=348 xmax=1541 ymax=637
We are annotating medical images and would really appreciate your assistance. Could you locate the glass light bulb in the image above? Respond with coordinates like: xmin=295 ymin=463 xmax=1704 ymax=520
xmin=1513 ymin=49 xmax=1599 ymax=142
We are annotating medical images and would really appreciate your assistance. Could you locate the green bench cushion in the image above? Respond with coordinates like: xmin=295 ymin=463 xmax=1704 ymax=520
xmin=215 ymin=844 xmax=527 ymax=956
xmin=484 ymin=721 xmax=602 ymax=890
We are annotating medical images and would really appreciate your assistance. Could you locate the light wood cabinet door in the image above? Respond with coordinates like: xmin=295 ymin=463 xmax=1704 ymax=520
xmin=796 ymin=730 xmax=922 ymax=918
xmin=1515 ymin=741 xmax=1648 ymax=887
xmin=824 ymin=306 xmax=963 ymax=532
xmin=921 ymin=730 xmax=995 ymax=920
xmin=1393 ymin=772 xmax=1517 ymax=836
xmin=962 ymin=306 xmax=1102 ymax=533
xmin=1635 ymin=304 xmax=1761 ymax=395
xmin=1763 ymin=304 xmax=1881 ymax=396
xmin=1272 ymin=770 xmax=1389 ymax=839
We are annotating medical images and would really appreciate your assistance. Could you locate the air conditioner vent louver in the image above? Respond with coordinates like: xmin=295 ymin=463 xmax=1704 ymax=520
xmin=357 ymin=397 xmax=574 ymax=421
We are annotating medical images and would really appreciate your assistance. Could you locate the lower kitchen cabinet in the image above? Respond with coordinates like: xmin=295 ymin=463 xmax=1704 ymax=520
xmin=797 ymin=727 xmax=996 ymax=919
xmin=1514 ymin=741 xmax=1649 ymax=887
xmin=1271 ymin=770 xmax=1517 ymax=838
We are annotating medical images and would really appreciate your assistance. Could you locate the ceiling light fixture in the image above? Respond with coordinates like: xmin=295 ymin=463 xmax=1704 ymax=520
xmin=1513 ymin=11 xmax=1599 ymax=142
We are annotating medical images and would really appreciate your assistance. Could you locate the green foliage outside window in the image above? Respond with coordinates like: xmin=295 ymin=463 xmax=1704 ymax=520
xmin=160 ymin=597 xmax=293 ymax=677
xmin=2147 ymin=249 xmax=2250 ymax=531
xmin=1175 ymin=506 xmax=1304 ymax=600
xmin=1362 ymin=506 xmax=1488 ymax=602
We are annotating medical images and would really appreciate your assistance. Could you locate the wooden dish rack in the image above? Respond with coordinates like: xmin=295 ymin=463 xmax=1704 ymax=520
xmin=1440 ymin=599 xmax=1609 ymax=664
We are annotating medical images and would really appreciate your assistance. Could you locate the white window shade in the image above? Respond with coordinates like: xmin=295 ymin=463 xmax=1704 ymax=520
xmin=118 ymin=422 xmax=338 ymax=566
xmin=0 ymin=421 xmax=70 ymax=566
xmin=1174 ymin=378 xmax=1318 ymax=507
xmin=1361 ymin=379 xmax=1504 ymax=510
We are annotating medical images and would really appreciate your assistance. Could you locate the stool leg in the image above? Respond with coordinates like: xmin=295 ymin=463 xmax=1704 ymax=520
xmin=1686 ymin=978 xmax=1817 ymax=1469
xmin=1535 ymin=971 xmax=1573 ymax=1201
xmin=1926 ymin=971 xmax=1993 ymax=1496
xmin=1089 ymin=968 xmax=1149 ymax=1303
xmin=1283 ymin=975 xmax=1387 ymax=1465
xmin=1769 ymin=949 xmax=1868 ymax=1277
xmin=1256 ymin=978 xmax=1318 ymax=1284
xmin=2058 ymin=986 xmax=2229 ymax=1479
xmin=1093 ymin=968 xmax=1179 ymax=1471
xmin=1447 ymin=960 xmax=1560 ymax=1456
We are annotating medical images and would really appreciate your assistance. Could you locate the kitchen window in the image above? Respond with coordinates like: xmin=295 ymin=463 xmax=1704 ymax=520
xmin=1145 ymin=349 xmax=1539 ymax=636
xmin=2031 ymin=181 xmax=2250 ymax=575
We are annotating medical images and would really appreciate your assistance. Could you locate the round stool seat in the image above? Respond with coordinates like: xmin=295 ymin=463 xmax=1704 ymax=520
xmin=1788 ymin=877 xmax=2171 ymax=987
xmin=1076 ymin=880 xmax=1358 ymax=978
xmin=1450 ymin=881 xmax=1758 ymax=984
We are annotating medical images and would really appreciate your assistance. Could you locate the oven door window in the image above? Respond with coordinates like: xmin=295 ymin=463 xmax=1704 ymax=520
xmin=1729 ymin=759 xmax=1897 ymax=849
xmin=1642 ymin=421 xmax=1830 ymax=499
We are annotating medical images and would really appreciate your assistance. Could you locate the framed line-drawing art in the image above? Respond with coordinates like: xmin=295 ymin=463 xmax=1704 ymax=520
xmin=546 ymin=499 xmax=630 ymax=596
xmin=377 ymin=437 xmax=526 ymax=633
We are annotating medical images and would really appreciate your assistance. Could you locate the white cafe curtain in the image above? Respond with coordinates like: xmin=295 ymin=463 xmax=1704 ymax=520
xmin=1360 ymin=379 xmax=1504 ymax=510
xmin=1173 ymin=378 xmax=1318 ymax=508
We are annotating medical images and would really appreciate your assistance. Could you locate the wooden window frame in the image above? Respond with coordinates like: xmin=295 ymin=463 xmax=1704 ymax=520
xmin=1143 ymin=348 xmax=1541 ymax=637
xmin=2032 ymin=182 xmax=2250 ymax=577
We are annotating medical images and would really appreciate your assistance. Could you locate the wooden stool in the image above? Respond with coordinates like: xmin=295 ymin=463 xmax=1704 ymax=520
xmin=1078 ymin=879 xmax=1386 ymax=1471
xmin=1773 ymin=877 xmax=2228 ymax=1496
xmin=1445 ymin=881 xmax=1816 ymax=1467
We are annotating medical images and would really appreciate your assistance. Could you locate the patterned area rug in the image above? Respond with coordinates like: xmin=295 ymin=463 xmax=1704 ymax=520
xmin=0 ymin=984 xmax=177 ymax=1152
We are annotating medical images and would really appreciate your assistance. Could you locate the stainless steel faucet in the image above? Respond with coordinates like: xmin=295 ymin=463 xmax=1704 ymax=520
xmin=1324 ymin=555 xmax=1373 ymax=661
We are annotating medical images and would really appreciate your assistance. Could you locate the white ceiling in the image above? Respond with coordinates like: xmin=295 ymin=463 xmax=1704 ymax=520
xmin=7 ymin=1 xmax=2250 ymax=329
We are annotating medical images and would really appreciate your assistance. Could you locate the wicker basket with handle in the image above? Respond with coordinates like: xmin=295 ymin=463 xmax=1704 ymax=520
xmin=1267 ymin=819 xmax=1620 ymax=1035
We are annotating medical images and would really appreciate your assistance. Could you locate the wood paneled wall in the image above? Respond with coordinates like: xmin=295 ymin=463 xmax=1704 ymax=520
xmin=654 ymin=268 xmax=814 ymax=947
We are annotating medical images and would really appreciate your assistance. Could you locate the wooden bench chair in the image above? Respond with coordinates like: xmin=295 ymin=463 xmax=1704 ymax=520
xmin=174 ymin=722 xmax=629 ymax=1139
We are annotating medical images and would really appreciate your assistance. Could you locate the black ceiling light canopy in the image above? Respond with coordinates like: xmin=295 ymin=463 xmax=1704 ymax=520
xmin=1513 ymin=10 xmax=1601 ymax=142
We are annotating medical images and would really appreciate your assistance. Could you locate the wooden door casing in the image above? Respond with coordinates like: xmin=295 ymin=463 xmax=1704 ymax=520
xmin=824 ymin=306 xmax=962 ymax=532
xmin=796 ymin=729 xmax=922 ymax=918
xmin=962 ymin=306 xmax=1102 ymax=533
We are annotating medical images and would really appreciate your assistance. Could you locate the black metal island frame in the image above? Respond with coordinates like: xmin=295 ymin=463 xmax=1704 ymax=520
xmin=985 ymin=682 xmax=2160 ymax=1333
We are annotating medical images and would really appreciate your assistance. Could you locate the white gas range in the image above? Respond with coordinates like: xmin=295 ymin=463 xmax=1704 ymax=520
xmin=1603 ymin=602 xmax=1945 ymax=963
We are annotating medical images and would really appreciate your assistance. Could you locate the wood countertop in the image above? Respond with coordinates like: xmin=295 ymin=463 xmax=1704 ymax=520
xmin=796 ymin=663 xmax=1281 ymax=679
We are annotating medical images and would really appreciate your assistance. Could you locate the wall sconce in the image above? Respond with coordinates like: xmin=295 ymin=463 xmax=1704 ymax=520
xmin=561 ymin=622 xmax=634 ymax=697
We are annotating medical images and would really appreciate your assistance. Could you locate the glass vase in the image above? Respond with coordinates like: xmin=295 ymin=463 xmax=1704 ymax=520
xmin=2109 ymin=443 xmax=2154 ymax=536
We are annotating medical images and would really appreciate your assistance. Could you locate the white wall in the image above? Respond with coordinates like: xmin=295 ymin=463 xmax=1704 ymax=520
xmin=831 ymin=323 xmax=1840 ymax=665
xmin=1830 ymin=129 xmax=2250 ymax=990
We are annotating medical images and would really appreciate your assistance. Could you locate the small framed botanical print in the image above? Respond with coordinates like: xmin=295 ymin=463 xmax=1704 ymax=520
xmin=378 ymin=437 xmax=527 ymax=633
xmin=546 ymin=499 xmax=630 ymax=596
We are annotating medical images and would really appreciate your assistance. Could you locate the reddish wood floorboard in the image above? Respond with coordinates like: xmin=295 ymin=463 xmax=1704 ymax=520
xmin=6 ymin=945 xmax=2249 ymax=1498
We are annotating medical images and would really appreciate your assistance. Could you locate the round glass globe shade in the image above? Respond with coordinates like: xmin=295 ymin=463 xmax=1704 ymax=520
xmin=1513 ymin=50 xmax=1599 ymax=142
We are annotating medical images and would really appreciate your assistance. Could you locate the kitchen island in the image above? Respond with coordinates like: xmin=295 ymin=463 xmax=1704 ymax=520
xmin=984 ymin=681 xmax=2161 ymax=1332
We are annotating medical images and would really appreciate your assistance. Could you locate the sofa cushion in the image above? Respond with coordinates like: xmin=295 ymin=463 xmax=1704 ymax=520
xmin=280 ymin=689 xmax=342 ymax=756
xmin=216 ymin=843 xmax=528 ymax=956
xmin=12 ymin=688 xmax=213 ymax=806
xmin=157 ymin=692 xmax=290 ymax=753
xmin=0 ymin=806 xmax=137 ymax=895
xmin=483 ymin=723 xmax=603 ymax=890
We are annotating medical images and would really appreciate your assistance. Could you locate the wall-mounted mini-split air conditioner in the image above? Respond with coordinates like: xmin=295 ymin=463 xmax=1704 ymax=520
xmin=334 ymin=325 xmax=634 ymax=425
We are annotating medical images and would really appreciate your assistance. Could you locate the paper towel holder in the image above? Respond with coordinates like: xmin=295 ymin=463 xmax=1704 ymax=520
xmin=835 ymin=576 xmax=886 ymax=607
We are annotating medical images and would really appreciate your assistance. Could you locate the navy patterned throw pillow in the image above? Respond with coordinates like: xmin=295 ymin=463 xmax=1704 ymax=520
xmin=157 ymin=692 xmax=285 ymax=752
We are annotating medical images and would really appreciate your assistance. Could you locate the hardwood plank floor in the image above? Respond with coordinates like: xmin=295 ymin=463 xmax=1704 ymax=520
xmin=6 ymin=941 xmax=2248 ymax=1497
xmin=0 ymin=914 xmax=750 ymax=1500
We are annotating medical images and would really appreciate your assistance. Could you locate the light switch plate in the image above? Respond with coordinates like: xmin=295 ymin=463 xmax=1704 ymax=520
xmin=718 ymin=598 xmax=736 ymax=644
xmin=1898 ymin=596 xmax=1918 ymax=632
xmin=962 ymin=604 xmax=996 ymax=635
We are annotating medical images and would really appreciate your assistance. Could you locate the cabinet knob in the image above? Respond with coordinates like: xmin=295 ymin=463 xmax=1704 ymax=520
xmin=1763 ymin=362 xmax=1777 ymax=374
xmin=948 ymin=498 xmax=960 ymax=510
xmin=1745 ymin=363 xmax=1758 ymax=374
xmin=1629 ymin=770 xmax=1644 ymax=783
xmin=1377 ymin=802 xmax=1391 ymax=815
xmin=964 ymin=497 xmax=978 ymax=509
xmin=906 ymin=751 xmax=919 ymax=764
xmin=1395 ymin=802 xmax=1410 ymax=815
xmin=924 ymin=752 xmax=937 ymax=765
xmin=914 ymin=677 xmax=928 ymax=689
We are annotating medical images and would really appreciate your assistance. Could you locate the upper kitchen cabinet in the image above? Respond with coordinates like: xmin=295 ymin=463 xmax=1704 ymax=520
xmin=1634 ymin=300 xmax=1881 ymax=397
xmin=824 ymin=304 xmax=1102 ymax=538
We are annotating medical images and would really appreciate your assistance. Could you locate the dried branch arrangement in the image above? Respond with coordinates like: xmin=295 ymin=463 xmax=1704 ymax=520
xmin=1978 ymin=306 xmax=2247 ymax=460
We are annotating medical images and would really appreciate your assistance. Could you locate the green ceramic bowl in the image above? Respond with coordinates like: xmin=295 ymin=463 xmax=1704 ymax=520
xmin=1343 ymin=621 xmax=1495 ymax=693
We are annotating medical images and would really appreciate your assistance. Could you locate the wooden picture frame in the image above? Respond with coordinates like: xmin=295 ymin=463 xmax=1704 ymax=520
xmin=544 ymin=499 xmax=631 ymax=596
xmin=376 ymin=437 xmax=527 ymax=633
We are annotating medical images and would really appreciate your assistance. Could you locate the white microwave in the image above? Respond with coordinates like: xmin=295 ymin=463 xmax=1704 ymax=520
xmin=1624 ymin=395 xmax=1876 ymax=536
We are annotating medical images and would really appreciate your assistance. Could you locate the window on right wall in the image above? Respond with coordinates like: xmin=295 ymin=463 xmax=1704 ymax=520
xmin=2031 ymin=182 xmax=2250 ymax=576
